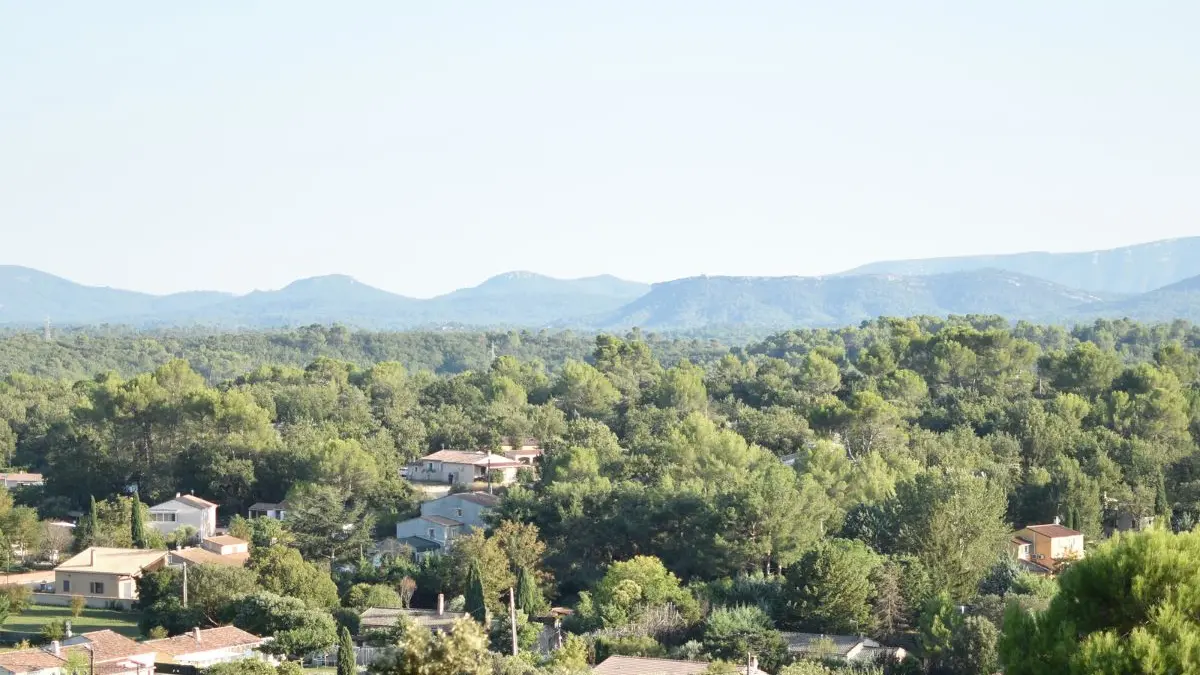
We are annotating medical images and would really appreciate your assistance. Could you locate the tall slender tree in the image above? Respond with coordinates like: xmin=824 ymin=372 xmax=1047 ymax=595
xmin=131 ymin=490 xmax=149 ymax=549
xmin=465 ymin=562 xmax=488 ymax=625
xmin=515 ymin=566 xmax=542 ymax=618
xmin=75 ymin=496 xmax=99 ymax=550
xmin=336 ymin=625 xmax=355 ymax=675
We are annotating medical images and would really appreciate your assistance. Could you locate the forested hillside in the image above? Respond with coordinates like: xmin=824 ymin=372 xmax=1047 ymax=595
xmin=2 ymin=316 xmax=1199 ymax=672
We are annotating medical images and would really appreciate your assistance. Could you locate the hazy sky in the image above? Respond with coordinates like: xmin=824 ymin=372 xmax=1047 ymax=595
xmin=3 ymin=3 xmax=1198 ymax=298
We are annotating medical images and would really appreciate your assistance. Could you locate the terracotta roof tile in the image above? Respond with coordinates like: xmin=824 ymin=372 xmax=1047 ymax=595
xmin=65 ymin=630 xmax=156 ymax=662
xmin=56 ymin=548 xmax=167 ymax=575
xmin=418 ymin=450 xmax=521 ymax=467
xmin=0 ymin=649 xmax=67 ymax=673
xmin=593 ymin=656 xmax=758 ymax=675
xmin=1025 ymin=524 xmax=1083 ymax=538
xmin=169 ymin=548 xmax=250 ymax=567
xmin=146 ymin=627 xmax=265 ymax=656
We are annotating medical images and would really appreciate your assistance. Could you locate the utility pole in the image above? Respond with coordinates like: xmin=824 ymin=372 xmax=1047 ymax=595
xmin=508 ymin=587 xmax=518 ymax=656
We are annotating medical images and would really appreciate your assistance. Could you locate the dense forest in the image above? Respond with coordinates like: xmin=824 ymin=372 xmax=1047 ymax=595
xmin=3 ymin=316 xmax=1200 ymax=673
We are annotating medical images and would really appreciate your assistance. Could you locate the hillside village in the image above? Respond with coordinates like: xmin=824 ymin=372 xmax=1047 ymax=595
xmin=0 ymin=320 xmax=1195 ymax=675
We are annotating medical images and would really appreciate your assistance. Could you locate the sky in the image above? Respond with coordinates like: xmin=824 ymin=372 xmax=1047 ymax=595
xmin=2 ymin=2 xmax=1198 ymax=298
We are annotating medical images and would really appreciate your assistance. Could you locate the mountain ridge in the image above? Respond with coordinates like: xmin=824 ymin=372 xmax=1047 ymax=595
xmin=4 ymin=237 xmax=1200 ymax=331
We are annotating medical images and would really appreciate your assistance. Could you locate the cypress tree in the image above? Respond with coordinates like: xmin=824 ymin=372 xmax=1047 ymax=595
xmin=465 ymin=561 xmax=488 ymax=624
xmin=75 ymin=496 xmax=99 ymax=550
xmin=515 ymin=566 xmax=542 ymax=618
xmin=131 ymin=490 xmax=148 ymax=549
xmin=336 ymin=625 xmax=356 ymax=675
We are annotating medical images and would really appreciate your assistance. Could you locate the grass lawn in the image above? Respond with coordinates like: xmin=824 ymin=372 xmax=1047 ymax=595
xmin=2 ymin=605 xmax=142 ymax=639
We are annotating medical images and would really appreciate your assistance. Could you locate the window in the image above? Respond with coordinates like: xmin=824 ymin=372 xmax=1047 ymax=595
xmin=62 ymin=580 xmax=71 ymax=592
xmin=150 ymin=512 xmax=177 ymax=523
xmin=456 ymin=508 xmax=463 ymax=517
xmin=428 ymin=528 xmax=437 ymax=539
xmin=89 ymin=582 xmax=105 ymax=595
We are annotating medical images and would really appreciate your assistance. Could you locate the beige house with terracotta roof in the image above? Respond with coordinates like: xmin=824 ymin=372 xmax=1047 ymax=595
xmin=0 ymin=473 xmax=43 ymax=489
xmin=592 ymin=656 xmax=767 ymax=675
xmin=168 ymin=536 xmax=250 ymax=568
xmin=1011 ymin=521 xmax=1085 ymax=573
xmin=147 ymin=626 xmax=270 ymax=667
xmin=0 ymin=648 xmax=68 ymax=675
xmin=54 ymin=547 xmax=168 ymax=605
xmin=411 ymin=450 xmax=521 ymax=486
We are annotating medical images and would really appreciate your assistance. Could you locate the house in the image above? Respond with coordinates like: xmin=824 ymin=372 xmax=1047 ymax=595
xmin=0 ymin=473 xmax=44 ymax=489
xmin=149 ymin=494 xmax=218 ymax=540
xmin=0 ymin=630 xmax=158 ymax=675
xmin=592 ymin=655 xmax=768 ymax=675
xmin=780 ymin=633 xmax=906 ymax=664
xmin=54 ymin=547 xmax=168 ymax=608
xmin=0 ymin=648 xmax=69 ymax=675
xmin=247 ymin=502 xmax=288 ymax=521
xmin=1011 ymin=520 xmax=1085 ymax=573
xmin=147 ymin=626 xmax=270 ymax=667
xmin=63 ymin=629 xmax=159 ymax=675
xmin=393 ymin=492 xmax=500 ymax=556
xmin=409 ymin=450 xmax=521 ymax=487
xmin=359 ymin=596 xmax=467 ymax=636
xmin=500 ymin=438 xmax=543 ymax=465
xmin=168 ymin=536 xmax=251 ymax=568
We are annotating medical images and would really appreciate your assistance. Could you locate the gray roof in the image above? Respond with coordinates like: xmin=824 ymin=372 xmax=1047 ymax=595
xmin=450 ymin=492 xmax=501 ymax=507
xmin=248 ymin=501 xmax=287 ymax=511
xmin=395 ymin=536 xmax=442 ymax=552
xmin=421 ymin=515 xmax=463 ymax=527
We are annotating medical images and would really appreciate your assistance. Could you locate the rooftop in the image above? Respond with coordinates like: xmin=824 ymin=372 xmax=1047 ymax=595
xmin=443 ymin=492 xmax=501 ymax=508
xmin=64 ymin=630 xmax=155 ymax=662
xmin=592 ymin=656 xmax=765 ymax=675
xmin=147 ymin=627 xmax=266 ymax=657
xmin=418 ymin=450 xmax=521 ymax=467
xmin=203 ymin=535 xmax=247 ymax=547
xmin=0 ymin=472 xmax=43 ymax=483
xmin=1024 ymin=523 xmax=1084 ymax=538
xmin=0 ymin=649 xmax=68 ymax=674
xmin=169 ymin=548 xmax=250 ymax=567
xmin=420 ymin=515 xmax=463 ymax=527
xmin=56 ymin=547 xmax=168 ymax=575
xmin=248 ymin=501 xmax=287 ymax=511
xmin=392 ymin=536 xmax=443 ymax=553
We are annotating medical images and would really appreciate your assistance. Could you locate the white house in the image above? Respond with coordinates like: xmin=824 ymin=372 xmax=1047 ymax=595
xmin=410 ymin=450 xmax=521 ymax=486
xmin=149 ymin=494 xmax=218 ymax=540
xmin=248 ymin=501 xmax=288 ymax=521
xmin=147 ymin=626 xmax=271 ymax=667
xmin=393 ymin=492 xmax=500 ymax=555
xmin=0 ymin=473 xmax=44 ymax=489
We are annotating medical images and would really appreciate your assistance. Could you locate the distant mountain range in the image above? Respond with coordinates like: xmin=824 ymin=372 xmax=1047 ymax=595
xmin=3 ymin=237 xmax=1199 ymax=331
xmin=841 ymin=237 xmax=1200 ymax=294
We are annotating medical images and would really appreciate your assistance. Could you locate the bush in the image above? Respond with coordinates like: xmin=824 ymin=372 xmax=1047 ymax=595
xmin=0 ymin=584 xmax=32 ymax=613
xmin=701 ymin=606 xmax=788 ymax=672
xmin=70 ymin=595 xmax=86 ymax=618
xmin=594 ymin=635 xmax=666 ymax=662
xmin=147 ymin=626 xmax=169 ymax=639
xmin=41 ymin=619 xmax=66 ymax=641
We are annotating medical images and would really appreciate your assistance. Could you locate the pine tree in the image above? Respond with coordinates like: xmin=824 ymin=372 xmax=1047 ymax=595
xmin=131 ymin=490 xmax=148 ymax=549
xmin=515 ymin=566 xmax=542 ymax=618
xmin=75 ymin=496 xmax=99 ymax=550
xmin=465 ymin=561 xmax=488 ymax=624
xmin=336 ymin=625 xmax=356 ymax=675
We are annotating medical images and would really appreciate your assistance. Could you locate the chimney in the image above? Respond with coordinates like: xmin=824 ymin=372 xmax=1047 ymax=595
xmin=89 ymin=549 xmax=94 ymax=567
xmin=747 ymin=655 xmax=758 ymax=673
xmin=1054 ymin=515 xmax=1061 ymax=526
xmin=50 ymin=641 xmax=60 ymax=657
xmin=193 ymin=627 xmax=202 ymax=643
xmin=437 ymin=593 xmax=444 ymax=616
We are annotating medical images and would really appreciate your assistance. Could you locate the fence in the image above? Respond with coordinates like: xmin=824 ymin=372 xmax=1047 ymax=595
xmin=308 ymin=646 xmax=389 ymax=668
xmin=30 ymin=593 xmax=136 ymax=611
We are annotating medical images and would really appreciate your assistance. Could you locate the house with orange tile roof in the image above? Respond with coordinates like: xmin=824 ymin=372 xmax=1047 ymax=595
xmin=1010 ymin=518 xmax=1085 ymax=574
xmin=410 ymin=450 xmax=521 ymax=487
xmin=168 ymin=536 xmax=250 ymax=568
xmin=146 ymin=626 xmax=270 ymax=667
xmin=592 ymin=655 xmax=767 ymax=675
